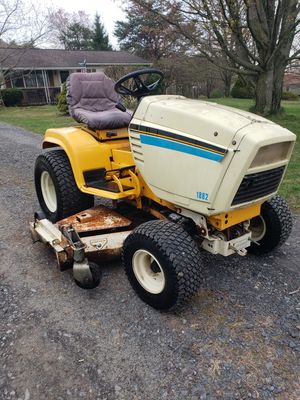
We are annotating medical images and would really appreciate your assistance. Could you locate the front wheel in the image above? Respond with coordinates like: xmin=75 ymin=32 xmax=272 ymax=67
xmin=123 ymin=220 xmax=202 ymax=310
xmin=74 ymin=262 xmax=102 ymax=290
xmin=34 ymin=150 xmax=94 ymax=222
xmin=248 ymin=195 xmax=293 ymax=255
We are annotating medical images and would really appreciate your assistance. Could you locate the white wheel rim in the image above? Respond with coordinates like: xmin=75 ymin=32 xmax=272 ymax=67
xmin=250 ymin=215 xmax=266 ymax=242
xmin=132 ymin=249 xmax=165 ymax=294
xmin=41 ymin=171 xmax=57 ymax=213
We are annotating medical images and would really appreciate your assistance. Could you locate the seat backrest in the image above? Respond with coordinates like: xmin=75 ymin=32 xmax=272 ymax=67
xmin=66 ymin=72 xmax=120 ymax=114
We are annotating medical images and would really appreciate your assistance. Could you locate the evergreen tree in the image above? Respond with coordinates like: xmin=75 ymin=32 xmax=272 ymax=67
xmin=59 ymin=22 xmax=93 ymax=50
xmin=114 ymin=3 xmax=185 ymax=61
xmin=92 ymin=13 xmax=112 ymax=50
xmin=57 ymin=82 xmax=68 ymax=114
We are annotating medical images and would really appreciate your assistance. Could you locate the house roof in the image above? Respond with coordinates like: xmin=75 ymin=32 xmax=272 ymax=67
xmin=0 ymin=48 xmax=150 ymax=70
xmin=284 ymin=73 xmax=300 ymax=87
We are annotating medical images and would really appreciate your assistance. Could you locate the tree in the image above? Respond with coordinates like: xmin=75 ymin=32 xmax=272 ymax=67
xmin=130 ymin=0 xmax=300 ymax=115
xmin=0 ymin=0 xmax=51 ymax=98
xmin=231 ymin=77 xmax=254 ymax=99
xmin=114 ymin=2 xmax=228 ymax=98
xmin=49 ymin=9 xmax=112 ymax=51
xmin=157 ymin=56 xmax=225 ymax=98
xmin=49 ymin=9 xmax=93 ymax=50
xmin=1 ymin=0 xmax=51 ymax=47
xmin=92 ymin=13 xmax=112 ymax=50
xmin=59 ymin=22 xmax=93 ymax=50
xmin=114 ymin=2 xmax=186 ymax=61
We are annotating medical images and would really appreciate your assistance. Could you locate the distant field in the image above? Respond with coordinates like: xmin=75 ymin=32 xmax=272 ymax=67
xmin=0 ymin=99 xmax=299 ymax=210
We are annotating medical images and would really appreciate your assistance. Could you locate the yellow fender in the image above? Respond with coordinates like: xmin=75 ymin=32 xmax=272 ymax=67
xmin=43 ymin=127 xmax=112 ymax=189
xmin=42 ymin=126 xmax=172 ymax=204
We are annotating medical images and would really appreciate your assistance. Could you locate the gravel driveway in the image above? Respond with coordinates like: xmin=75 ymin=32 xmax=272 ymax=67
xmin=0 ymin=123 xmax=299 ymax=400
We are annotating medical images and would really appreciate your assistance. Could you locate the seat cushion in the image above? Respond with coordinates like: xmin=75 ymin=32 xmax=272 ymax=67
xmin=66 ymin=72 xmax=132 ymax=130
xmin=73 ymin=107 xmax=133 ymax=130
xmin=67 ymin=73 xmax=119 ymax=112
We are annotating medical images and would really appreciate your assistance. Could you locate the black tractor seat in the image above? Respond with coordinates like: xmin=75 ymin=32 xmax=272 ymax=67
xmin=66 ymin=72 xmax=132 ymax=131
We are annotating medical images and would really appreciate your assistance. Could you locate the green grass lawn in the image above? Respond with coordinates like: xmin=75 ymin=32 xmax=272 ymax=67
xmin=269 ymin=102 xmax=300 ymax=211
xmin=0 ymin=105 xmax=74 ymax=134
xmin=0 ymin=100 xmax=299 ymax=210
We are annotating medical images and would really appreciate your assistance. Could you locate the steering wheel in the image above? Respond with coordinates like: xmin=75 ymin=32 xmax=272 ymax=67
xmin=114 ymin=68 xmax=164 ymax=100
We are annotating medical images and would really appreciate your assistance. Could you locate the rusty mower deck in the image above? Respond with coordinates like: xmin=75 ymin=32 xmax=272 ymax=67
xmin=30 ymin=205 xmax=133 ymax=288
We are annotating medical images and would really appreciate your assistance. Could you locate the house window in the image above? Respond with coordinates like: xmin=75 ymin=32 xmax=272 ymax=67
xmin=36 ymin=71 xmax=44 ymax=87
xmin=4 ymin=76 xmax=12 ymax=88
xmin=10 ymin=70 xmax=46 ymax=88
xmin=75 ymin=69 xmax=96 ymax=73
xmin=47 ymin=71 xmax=54 ymax=87
xmin=24 ymin=71 xmax=38 ymax=88
xmin=11 ymin=73 xmax=24 ymax=88
xmin=60 ymin=70 xmax=69 ymax=83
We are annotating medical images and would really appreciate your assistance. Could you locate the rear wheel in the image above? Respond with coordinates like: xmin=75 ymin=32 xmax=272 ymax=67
xmin=123 ymin=220 xmax=202 ymax=310
xmin=248 ymin=195 xmax=293 ymax=255
xmin=35 ymin=150 xmax=94 ymax=222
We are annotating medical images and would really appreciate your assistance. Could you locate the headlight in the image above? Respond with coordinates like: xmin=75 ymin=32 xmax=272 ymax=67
xmin=250 ymin=142 xmax=292 ymax=168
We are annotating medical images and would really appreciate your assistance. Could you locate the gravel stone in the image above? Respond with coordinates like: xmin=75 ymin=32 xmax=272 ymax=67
xmin=0 ymin=123 xmax=299 ymax=400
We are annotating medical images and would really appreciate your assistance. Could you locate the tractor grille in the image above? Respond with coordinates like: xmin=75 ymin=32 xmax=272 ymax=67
xmin=129 ymin=132 xmax=144 ymax=163
xmin=232 ymin=166 xmax=285 ymax=206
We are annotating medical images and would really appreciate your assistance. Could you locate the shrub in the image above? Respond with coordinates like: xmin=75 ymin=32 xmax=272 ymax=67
xmin=1 ymin=88 xmax=23 ymax=106
xmin=282 ymin=91 xmax=298 ymax=101
xmin=57 ymin=82 xmax=69 ymax=114
xmin=104 ymin=65 xmax=138 ymax=82
xmin=123 ymin=95 xmax=137 ymax=110
xmin=210 ymin=89 xmax=223 ymax=99
xmin=231 ymin=78 xmax=254 ymax=99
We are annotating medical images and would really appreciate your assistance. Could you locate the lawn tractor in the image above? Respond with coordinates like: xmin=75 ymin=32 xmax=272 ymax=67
xmin=30 ymin=69 xmax=296 ymax=310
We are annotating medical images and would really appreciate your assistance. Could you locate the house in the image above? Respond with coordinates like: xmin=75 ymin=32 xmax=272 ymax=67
xmin=0 ymin=48 xmax=150 ymax=105
xmin=283 ymin=73 xmax=300 ymax=96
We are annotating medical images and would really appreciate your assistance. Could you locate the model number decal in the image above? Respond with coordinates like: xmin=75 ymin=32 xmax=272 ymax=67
xmin=196 ymin=191 xmax=209 ymax=201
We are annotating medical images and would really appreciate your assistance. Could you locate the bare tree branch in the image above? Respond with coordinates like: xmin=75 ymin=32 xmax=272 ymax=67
xmin=126 ymin=0 xmax=299 ymax=114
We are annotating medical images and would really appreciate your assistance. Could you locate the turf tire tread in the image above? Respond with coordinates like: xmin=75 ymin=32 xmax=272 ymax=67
xmin=249 ymin=195 xmax=293 ymax=255
xmin=35 ymin=150 xmax=93 ymax=221
xmin=123 ymin=220 xmax=202 ymax=309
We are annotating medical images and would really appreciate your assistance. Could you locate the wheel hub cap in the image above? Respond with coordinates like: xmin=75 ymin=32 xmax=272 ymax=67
xmin=132 ymin=249 xmax=165 ymax=294
xmin=41 ymin=171 xmax=57 ymax=213
xmin=250 ymin=215 xmax=266 ymax=242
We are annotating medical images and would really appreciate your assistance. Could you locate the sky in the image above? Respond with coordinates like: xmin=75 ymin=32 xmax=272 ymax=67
xmin=47 ymin=0 xmax=126 ymax=47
